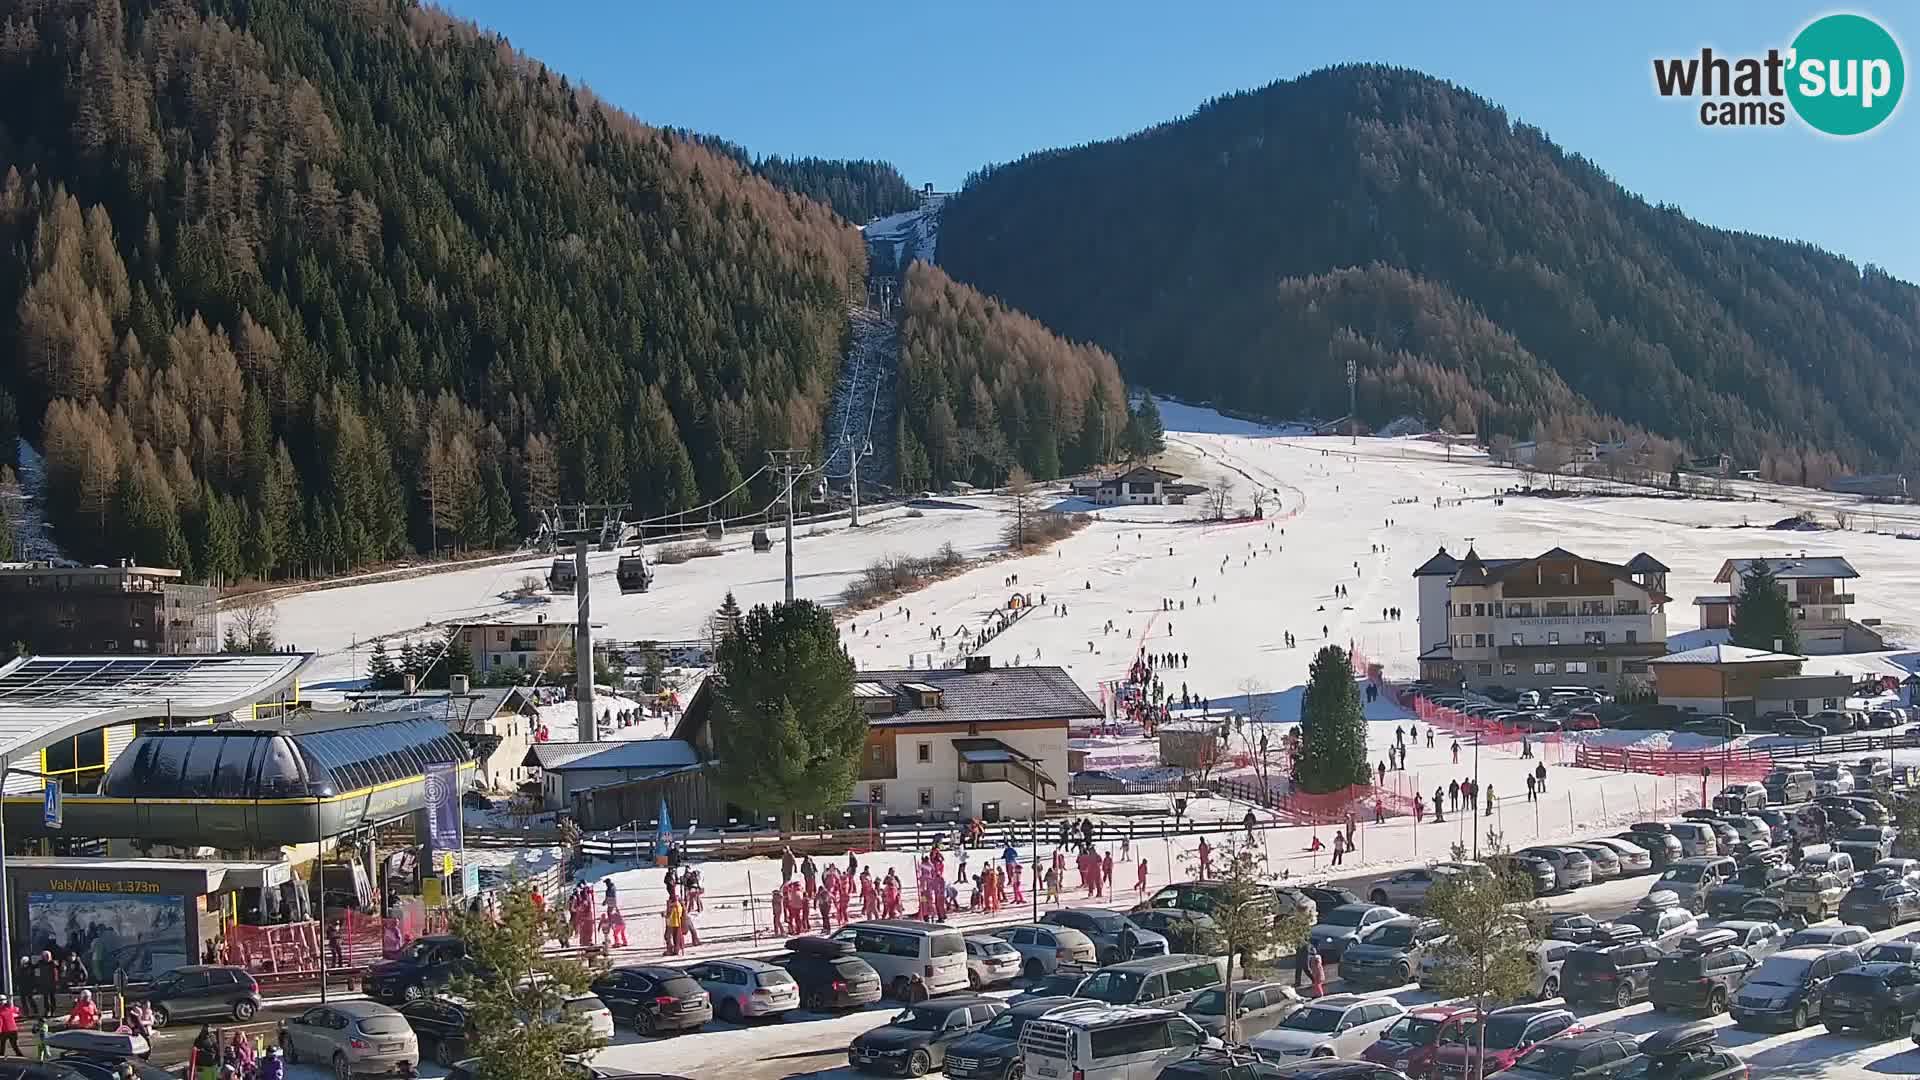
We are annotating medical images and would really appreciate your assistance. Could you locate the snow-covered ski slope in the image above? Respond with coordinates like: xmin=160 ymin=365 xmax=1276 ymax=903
xmin=278 ymin=398 xmax=1919 ymax=698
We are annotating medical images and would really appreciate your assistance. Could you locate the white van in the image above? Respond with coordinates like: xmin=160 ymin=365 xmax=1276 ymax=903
xmin=1071 ymin=954 xmax=1227 ymax=1010
xmin=1019 ymin=1006 xmax=1211 ymax=1080
xmin=831 ymin=919 xmax=970 ymax=1000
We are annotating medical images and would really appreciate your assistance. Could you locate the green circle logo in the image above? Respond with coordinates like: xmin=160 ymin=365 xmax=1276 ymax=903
xmin=1787 ymin=13 xmax=1905 ymax=135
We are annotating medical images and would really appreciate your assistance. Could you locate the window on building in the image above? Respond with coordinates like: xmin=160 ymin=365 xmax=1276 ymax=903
xmin=1508 ymin=602 xmax=1534 ymax=618
xmin=870 ymin=746 xmax=884 ymax=763
xmin=1615 ymin=600 xmax=1640 ymax=615
xmin=1474 ymin=603 xmax=1487 ymax=617
xmin=1625 ymin=630 xmax=1638 ymax=643
xmin=1457 ymin=604 xmax=1471 ymax=617
xmin=918 ymin=788 xmax=932 ymax=808
xmin=1564 ymin=661 xmax=1589 ymax=674
xmin=1511 ymin=633 xmax=1524 ymax=646
xmin=1474 ymin=634 xmax=1489 ymax=647
xmin=1545 ymin=601 xmax=1570 ymax=616
xmin=1822 ymin=698 xmax=1839 ymax=709
xmin=1503 ymin=663 xmax=1519 ymax=676
xmin=1580 ymin=601 xmax=1607 ymax=616
xmin=496 ymin=630 xmax=506 ymax=642
xmin=1534 ymin=662 xmax=1557 ymax=675
xmin=1623 ymin=661 xmax=1649 ymax=674
xmin=1549 ymin=571 xmax=1571 ymax=586
xmin=1477 ymin=664 xmax=1493 ymax=677
xmin=1583 ymin=631 xmax=1606 ymax=645
xmin=869 ymin=785 xmax=884 ymax=804
xmin=1547 ymin=632 xmax=1561 ymax=645
xmin=917 ymin=743 xmax=931 ymax=763
xmin=1795 ymin=608 xmax=1806 ymax=620
xmin=1456 ymin=634 xmax=1472 ymax=648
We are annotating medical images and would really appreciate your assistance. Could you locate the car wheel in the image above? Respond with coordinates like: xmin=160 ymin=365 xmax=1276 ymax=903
xmin=803 ymin=990 xmax=827 ymax=1011
xmin=233 ymin=1000 xmax=258 ymax=1021
xmin=332 ymin=1053 xmax=351 ymax=1080
xmin=1310 ymin=1048 xmax=1332 ymax=1059
xmin=1100 ymin=946 xmax=1120 ymax=965
xmin=1880 ymin=1009 xmax=1901 ymax=1038
xmin=1370 ymin=890 xmax=1389 ymax=905
xmin=1540 ymin=976 xmax=1559 ymax=1001
xmin=402 ymin=983 xmax=425 ymax=1002
xmin=282 ymin=1037 xmax=299 ymax=1066
xmin=909 ymin=980 xmax=930 ymax=1004
xmin=719 ymin=997 xmax=742 ymax=1023
xmin=969 ymin=970 xmax=982 ymax=991
xmin=1395 ymin=962 xmax=1412 ymax=985
xmin=891 ymin=976 xmax=912 ymax=1002
xmin=1024 ymin=959 xmax=1043 ymax=980
xmin=1707 ymin=990 xmax=1726 ymax=1016
xmin=1791 ymin=1005 xmax=1807 ymax=1030
xmin=151 ymin=1005 xmax=172 ymax=1029
xmin=1009 ymin=1062 xmax=1025 ymax=1080
xmin=637 ymin=1010 xmax=657 ymax=1037
xmin=906 ymin=1050 xmax=932 ymax=1077
xmin=1615 ymin=984 xmax=1632 ymax=1009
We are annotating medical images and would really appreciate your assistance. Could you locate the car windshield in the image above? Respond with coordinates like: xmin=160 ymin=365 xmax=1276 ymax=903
xmin=1365 ymin=923 xmax=1417 ymax=948
xmin=891 ymin=1007 xmax=951 ymax=1032
xmin=981 ymin=1013 xmax=1017 ymax=1037
xmin=1188 ymin=989 xmax=1229 ymax=1015
xmin=356 ymin=1015 xmax=411 ymax=1035
xmin=1324 ymin=908 xmax=1367 ymax=927
xmin=1278 ymin=1007 xmax=1343 ymax=1033
xmin=1866 ymin=944 xmax=1917 ymax=963
xmin=755 ymin=970 xmax=795 ymax=987
xmin=1381 ymin=1015 xmax=1444 ymax=1046
xmin=1076 ymin=971 xmax=1143 ymax=1004
xmin=399 ymin=940 xmax=439 ymax=964
xmin=1454 ymin=1015 xmax=1532 ymax=1050
xmin=1513 ymin=1043 xmax=1582 ymax=1074
xmin=1661 ymin=865 xmax=1706 ymax=883
xmin=1618 ymin=911 xmax=1661 ymax=934
xmin=1748 ymin=956 xmax=1813 ymax=988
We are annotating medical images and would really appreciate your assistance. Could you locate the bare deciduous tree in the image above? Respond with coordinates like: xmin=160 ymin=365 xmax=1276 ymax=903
xmin=1206 ymin=475 xmax=1237 ymax=520
xmin=222 ymin=593 xmax=279 ymax=654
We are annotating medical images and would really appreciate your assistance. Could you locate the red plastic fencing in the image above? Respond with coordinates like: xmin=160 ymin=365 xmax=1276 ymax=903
xmin=1216 ymin=775 xmax=1417 ymax=826
xmin=1571 ymin=743 xmax=1775 ymax=779
xmin=1407 ymin=694 xmax=1573 ymax=760
xmin=224 ymin=906 xmax=449 ymax=977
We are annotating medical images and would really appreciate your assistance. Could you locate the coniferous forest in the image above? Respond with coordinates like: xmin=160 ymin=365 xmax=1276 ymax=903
xmin=939 ymin=65 xmax=1920 ymax=481
xmin=0 ymin=0 xmax=875 ymax=579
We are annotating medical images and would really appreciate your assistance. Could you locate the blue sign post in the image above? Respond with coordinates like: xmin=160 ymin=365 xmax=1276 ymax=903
xmin=42 ymin=780 xmax=61 ymax=830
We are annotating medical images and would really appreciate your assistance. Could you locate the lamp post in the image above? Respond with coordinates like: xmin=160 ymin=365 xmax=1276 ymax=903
xmin=314 ymin=794 xmax=330 ymax=1002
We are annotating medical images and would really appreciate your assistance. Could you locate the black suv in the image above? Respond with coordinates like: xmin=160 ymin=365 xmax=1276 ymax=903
xmin=396 ymin=997 xmax=477 ymax=1066
xmin=1731 ymin=946 xmax=1861 ymax=1030
xmin=1615 ymin=1021 xmax=1743 ymax=1080
xmin=364 ymin=935 xmax=477 ymax=1004
xmin=1704 ymin=863 xmax=1790 ymax=918
xmin=1500 ymin=1032 xmax=1641 ymax=1080
xmin=1818 ymin=961 xmax=1920 ymax=1036
xmin=1561 ymin=941 xmax=1662 ymax=1008
xmin=771 ymin=937 xmax=884 ymax=1011
xmin=146 ymin=964 xmax=262 ymax=1025
xmin=942 ymin=997 xmax=1102 ymax=1080
xmin=1648 ymin=930 xmax=1754 ymax=1015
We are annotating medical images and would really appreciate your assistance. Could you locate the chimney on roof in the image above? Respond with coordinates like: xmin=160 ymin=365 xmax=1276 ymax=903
xmin=966 ymin=655 xmax=992 ymax=674
xmin=403 ymin=673 xmax=418 ymax=695
xmin=537 ymin=613 xmax=546 ymax=624
xmin=450 ymin=674 xmax=470 ymax=695
xmin=1774 ymin=639 xmax=1783 ymax=653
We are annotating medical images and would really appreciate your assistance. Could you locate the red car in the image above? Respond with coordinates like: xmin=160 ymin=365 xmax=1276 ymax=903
xmin=1424 ymin=1005 xmax=1580 ymax=1078
xmin=1361 ymin=1004 xmax=1479 ymax=1078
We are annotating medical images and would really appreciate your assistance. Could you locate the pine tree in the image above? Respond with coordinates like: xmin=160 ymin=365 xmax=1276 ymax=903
xmin=1125 ymin=394 xmax=1166 ymax=457
xmin=482 ymin=461 xmax=516 ymax=548
xmin=440 ymin=633 xmax=476 ymax=689
xmin=367 ymin=639 xmax=399 ymax=690
xmin=709 ymin=590 xmax=745 ymax=647
xmin=711 ymin=600 xmax=866 ymax=824
xmin=1730 ymin=559 xmax=1800 ymax=654
xmin=400 ymin=640 xmax=423 ymax=681
xmin=1426 ymin=837 xmax=1546 ymax=1041
xmin=446 ymin=883 xmax=598 ymax=1080
xmin=1296 ymin=645 xmax=1368 ymax=792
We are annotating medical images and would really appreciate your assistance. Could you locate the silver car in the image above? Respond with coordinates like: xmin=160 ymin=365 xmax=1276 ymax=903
xmin=963 ymin=935 xmax=1024 ymax=990
xmin=992 ymin=924 xmax=1098 ymax=978
xmin=1518 ymin=846 xmax=1594 ymax=891
xmin=683 ymin=957 xmax=800 ymax=1020
xmin=1584 ymin=837 xmax=1655 ymax=876
xmin=1365 ymin=865 xmax=1473 ymax=912
xmin=1308 ymin=903 xmax=1403 ymax=961
xmin=1182 ymin=979 xmax=1305 ymax=1039
xmin=281 ymin=1000 xmax=419 ymax=1079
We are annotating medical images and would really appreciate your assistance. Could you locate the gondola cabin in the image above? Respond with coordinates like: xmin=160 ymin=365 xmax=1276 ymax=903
xmin=751 ymin=527 xmax=772 ymax=552
xmin=616 ymin=554 xmax=653 ymax=594
xmin=547 ymin=557 xmax=577 ymax=593
xmin=704 ymin=520 xmax=724 ymax=541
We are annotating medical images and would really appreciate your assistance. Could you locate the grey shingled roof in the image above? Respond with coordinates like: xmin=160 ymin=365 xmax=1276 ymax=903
xmin=1720 ymin=557 xmax=1859 ymax=582
xmin=1412 ymin=547 xmax=1459 ymax=578
xmin=523 ymin=738 xmax=700 ymax=771
xmin=854 ymin=666 xmax=1102 ymax=726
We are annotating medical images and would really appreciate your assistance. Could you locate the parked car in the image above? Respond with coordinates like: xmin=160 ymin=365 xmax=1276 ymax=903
xmin=1072 ymin=954 xmax=1225 ymax=1010
xmin=1570 ymin=844 xmax=1622 ymax=882
xmin=39 ymin=1032 xmax=173 ymax=1080
xmin=1800 ymin=850 xmax=1856 ymax=886
xmin=1713 ymin=815 xmax=1774 ymax=856
xmin=1663 ymin=824 xmax=1719 ymax=859
xmin=1618 ymin=1022 xmax=1743 ymax=1080
xmin=1864 ymin=940 xmax=1920 ymax=966
xmin=1561 ymin=941 xmax=1662 ymax=1009
xmin=1367 ymin=866 xmax=1474 ymax=912
xmin=941 ymin=997 xmax=1102 ymax=1080
xmin=1836 ymin=826 xmax=1898 ymax=865
xmin=770 ymin=936 xmax=884 ymax=1011
xmin=993 ymin=924 xmax=1099 ymax=979
xmin=1544 ymin=914 xmax=1612 ymax=945
xmin=1298 ymin=885 xmax=1363 ymax=920
xmin=1775 ymin=718 xmax=1828 ymax=739
xmin=1712 ymin=783 xmax=1768 ymax=814
xmin=1360 ymin=1003 xmax=1476 ymax=1078
xmin=1041 ymin=908 xmax=1170 ymax=965
xmin=589 ymin=964 xmax=713 ymax=1034
xmin=1838 ymin=881 xmax=1920 ymax=931
xmin=1813 ymin=713 xmax=1858 ymax=737
xmin=964 ymin=936 xmax=1024 ymax=990
xmin=1651 ymin=858 xmax=1737 ymax=912
xmin=1516 ymin=847 xmax=1594 ymax=892
xmin=1308 ymin=904 xmax=1404 ymax=961
xmin=1765 ymin=768 xmax=1816 ymax=803
xmin=1424 ymin=1006 xmax=1581 ymax=1080
xmin=1339 ymin=917 xmax=1450 ymax=989
xmin=1618 ymin=898 xmax=1698 ymax=948
xmin=834 ymin=920 xmax=972 ymax=1000
xmin=1248 ymin=995 xmax=1406 ymax=1060
xmin=1649 ymin=929 xmax=1755 ymax=1015
xmin=1705 ymin=861 xmax=1792 ymax=918
xmin=848 ymin=997 xmax=1005 ymax=1077
xmin=1070 ymin=771 xmax=1132 ymax=795
xmin=1618 ymin=830 xmax=1682 ymax=869
xmin=1125 ymin=910 xmax=1222 ymax=957
xmin=1008 ymin=973 xmax=1091 ymax=1006
xmin=278 ymin=1001 xmax=419 ymax=1078
xmin=683 ymin=957 xmax=801 ymax=1021
xmin=1158 ymin=1048 xmax=1289 ymax=1080
xmin=1495 ymin=1032 xmax=1640 ymax=1080
xmin=396 ymin=998 xmax=477 ymax=1066
xmin=1873 ymin=857 xmax=1920 ymax=885
xmin=1732 ymin=947 xmax=1862 ymax=1031
xmin=364 ymin=936 xmax=477 ymax=1005
xmin=1811 ymin=763 xmax=1856 ymax=795
xmin=1018 ymin=1005 xmax=1214 ymax=1080
xmin=144 ymin=965 xmax=261 ymax=1026
xmin=1183 ymin=980 xmax=1306 ymax=1040
xmin=1784 ymin=925 xmax=1872 ymax=953
xmin=1581 ymin=839 xmax=1654 ymax=877
xmin=1818 ymin=794 xmax=1889 ymax=826
xmin=1818 ymin=961 xmax=1920 ymax=1036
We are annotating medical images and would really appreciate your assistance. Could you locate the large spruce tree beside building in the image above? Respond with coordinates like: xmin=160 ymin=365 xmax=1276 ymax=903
xmin=1730 ymin=559 xmax=1800 ymax=654
xmin=1296 ymin=645 xmax=1369 ymax=793
xmin=711 ymin=600 xmax=865 ymax=824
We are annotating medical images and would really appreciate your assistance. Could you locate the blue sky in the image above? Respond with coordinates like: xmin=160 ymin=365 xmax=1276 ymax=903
xmin=440 ymin=1 xmax=1918 ymax=282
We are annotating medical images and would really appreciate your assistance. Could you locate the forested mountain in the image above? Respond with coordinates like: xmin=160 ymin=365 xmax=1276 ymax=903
xmin=940 ymin=64 xmax=1920 ymax=481
xmin=893 ymin=260 xmax=1127 ymax=490
xmin=682 ymin=135 xmax=920 ymax=224
xmin=0 ymin=0 xmax=869 ymax=579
